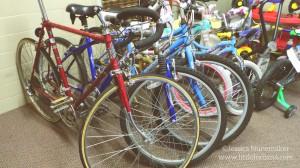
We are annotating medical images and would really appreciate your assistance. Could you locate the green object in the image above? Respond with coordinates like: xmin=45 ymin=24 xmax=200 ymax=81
xmin=276 ymin=86 xmax=291 ymax=110
xmin=192 ymin=19 xmax=211 ymax=35
xmin=290 ymin=30 xmax=300 ymax=37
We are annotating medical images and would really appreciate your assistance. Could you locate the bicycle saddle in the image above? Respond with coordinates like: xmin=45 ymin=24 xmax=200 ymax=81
xmin=66 ymin=4 xmax=100 ymax=17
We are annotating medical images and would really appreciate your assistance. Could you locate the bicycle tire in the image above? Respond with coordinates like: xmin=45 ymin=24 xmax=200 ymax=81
xmin=196 ymin=55 xmax=254 ymax=146
xmin=79 ymin=74 xmax=200 ymax=168
xmin=16 ymin=38 xmax=61 ymax=122
xmin=171 ymin=66 xmax=227 ymax=162
xmin=244 ymin=60 xmax=263 ymax=86
xmin=255 ymin=59 xmax=294 ymax=111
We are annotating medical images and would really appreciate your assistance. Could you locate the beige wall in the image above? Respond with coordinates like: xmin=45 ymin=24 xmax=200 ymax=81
xmin=0 ymin=0 xmax=100 ymax=114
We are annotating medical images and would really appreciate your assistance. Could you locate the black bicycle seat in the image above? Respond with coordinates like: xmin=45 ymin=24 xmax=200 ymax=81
xmin=66 ymin=4 xmax=100 ymax=17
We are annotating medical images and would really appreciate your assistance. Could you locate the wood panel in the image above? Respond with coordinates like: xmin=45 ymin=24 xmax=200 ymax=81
xmin=102 ymin=0 xmax=139 ymax=9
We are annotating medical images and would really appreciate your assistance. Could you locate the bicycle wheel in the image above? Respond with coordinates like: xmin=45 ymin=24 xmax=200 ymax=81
xmin=195 ymin=55 xmax=254 ymax=146
xmin=45 ymin=37 xmax=89 ymax=126
xmin=170 ymin=66 xmax=226 ymax=162
xmin=244 ymin=60 xmax=263 ymax=87
xmin=255 ymin=59 xmax=294 ymax=111
xmin=80 ymin=75 xmax=200 ymax=168
xmin=45 ymin=37 xmax=89 ymax=93
xmin=16 ymin=38 xmax=36 ymax=102
xmin=16 ymin=38 xmax=60 ymax=122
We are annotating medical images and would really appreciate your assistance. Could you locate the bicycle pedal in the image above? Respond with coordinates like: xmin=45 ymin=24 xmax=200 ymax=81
xmin=50 ymin=96 xmax=73 ymax=113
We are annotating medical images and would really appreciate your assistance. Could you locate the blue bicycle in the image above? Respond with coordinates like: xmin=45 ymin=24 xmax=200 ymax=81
xmin=77 ymin=15 xmax=252 ymax=160
xmin=54 ymin=0 xmax=253 ymax=161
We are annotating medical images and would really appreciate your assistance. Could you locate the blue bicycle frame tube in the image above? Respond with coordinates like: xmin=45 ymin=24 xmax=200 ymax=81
xmin=185 ymin=45 xmax=195 ymax=69
xmin=164 ymin=60 xmax=176 ymax=122
xmin=61 ymin=40 xmax=100 ymax=92
xmin=98 ymin=74 xmax=113 ymax=93
xmin=85 ymin=37 xmax=97 ymax=80
xmin=185 ymin=43 xmax=207 ymax=106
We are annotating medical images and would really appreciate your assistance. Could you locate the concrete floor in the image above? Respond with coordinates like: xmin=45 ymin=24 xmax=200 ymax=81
xmin=0 ymin=87 xmax=300 ymax=168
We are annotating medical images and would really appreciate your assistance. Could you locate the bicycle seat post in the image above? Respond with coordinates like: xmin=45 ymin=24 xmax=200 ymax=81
xmin=37 ymin=0 xmax=49 ymax=21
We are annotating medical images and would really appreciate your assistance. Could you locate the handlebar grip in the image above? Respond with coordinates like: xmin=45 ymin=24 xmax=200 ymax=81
xmin=117 ymin=7 xmax=160 ymax=22
xmin=134 ymin=23 xmax=165 ymax=49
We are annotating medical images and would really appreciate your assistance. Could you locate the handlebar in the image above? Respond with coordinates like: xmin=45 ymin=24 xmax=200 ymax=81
xmin=235 ymin=28 xmax=259 ymax=48
xmin=115 ymin=7 xmax=165 ymax=50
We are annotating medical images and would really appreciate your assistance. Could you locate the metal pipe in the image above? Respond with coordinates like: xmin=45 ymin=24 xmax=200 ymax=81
xmin=272 ymin=0 xmax=284 ymax=41
xmin=259 ymin=0 xmax=269 ymax=48
xmin=37 ymin=0 xmax=49 ymax=21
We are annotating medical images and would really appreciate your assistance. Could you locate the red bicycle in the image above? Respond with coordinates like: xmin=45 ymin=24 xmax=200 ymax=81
xmin=16 ymin=0 xmax=201 ymax=167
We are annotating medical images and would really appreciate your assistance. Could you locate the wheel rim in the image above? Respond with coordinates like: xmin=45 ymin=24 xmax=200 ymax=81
xmin=16 ymin=38 xmax=60 ymax=122
xmin=170 ymin=71 xmax=224 ymax=159
xmin=196 ymin=60 xmax=250 ymax=141
xmin=81 ymin=76 xmax=200 ymax=168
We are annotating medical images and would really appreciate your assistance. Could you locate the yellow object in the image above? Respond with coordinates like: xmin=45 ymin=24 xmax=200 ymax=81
xmin=217 ymin=32 xmax=232 ymax=39
xmin=137 ymin=56 xmax=153 ymax=71
xmin=238 ymin=1 xmax=243 ymax=7
xmin=267 ymin=4 xmax=276 ymax=12
xmin=172 ymin=18 xmax=181 ymax=30
xmin=98 ymin=60 xmax=105 ymax=66
xmin=291 ymin=3 xmax=299 ymax=10
xmin=237 ymin=46 xmax=252 ymax=56
xmin=143 ymin=56 xmax=153 ymax=64
xmin=211 ymin=19 xmax=222 ymax=29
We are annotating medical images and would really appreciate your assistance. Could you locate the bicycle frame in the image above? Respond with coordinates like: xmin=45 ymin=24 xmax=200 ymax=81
xmin=34 ymin=0 xmax=131 ymax=112
xmin=192 ymin=26 xmax=256 ymax=69
xmin=81 ymin=22 xmax=210 ymax=110
xmin=129 ymin=24 xmax=209 ymax=107
xmin=192 ymin=38 xmax=238 ymax=57
xmin=76 ymin=0 xmax=254 ymax=113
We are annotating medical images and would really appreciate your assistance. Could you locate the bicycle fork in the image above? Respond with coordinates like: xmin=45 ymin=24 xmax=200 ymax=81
xmin=185 ymin=46 xmax=208 ymax=107
xmin=158 ymin=53 xmax=177 ymax=122
xmin=110 ymin=58 xmax=132 ymax=113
